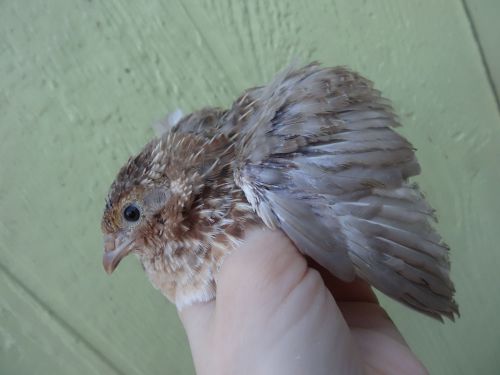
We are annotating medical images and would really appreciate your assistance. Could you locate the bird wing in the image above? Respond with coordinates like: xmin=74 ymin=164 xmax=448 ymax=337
xmin=232 ymin=63 xmax=458 ymax=320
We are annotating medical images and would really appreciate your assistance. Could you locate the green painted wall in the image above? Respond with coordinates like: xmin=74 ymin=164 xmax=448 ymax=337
xmin=1 ymin=1 xmax=499 ymax=374
xmin=465 ymin=0 xmax=500 ymax=108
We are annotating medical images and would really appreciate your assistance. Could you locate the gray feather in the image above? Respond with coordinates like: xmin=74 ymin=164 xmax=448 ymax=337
xmin=232 ymin=63 xmax=458 ymax=320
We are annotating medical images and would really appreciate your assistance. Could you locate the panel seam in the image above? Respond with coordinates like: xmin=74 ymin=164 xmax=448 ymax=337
xmin=460 ymin=0 xmax=500 ymax=114
xmin=0 ymin=261 xmax=126 ymax=375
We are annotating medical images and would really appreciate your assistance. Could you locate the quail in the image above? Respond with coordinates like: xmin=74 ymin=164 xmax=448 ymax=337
xmin=101 ymin=63 xmax=458 ymax=320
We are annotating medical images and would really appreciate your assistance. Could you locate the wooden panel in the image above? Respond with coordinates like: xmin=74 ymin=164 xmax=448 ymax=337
xmin=464 ymin=0 xmax=500 ymax=109
xmin=1 ymin=1 xmax=499 ymax=374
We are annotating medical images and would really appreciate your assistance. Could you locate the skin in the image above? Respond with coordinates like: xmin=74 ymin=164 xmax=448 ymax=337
xmin=180 ymin=228 xmax=428 ymax=375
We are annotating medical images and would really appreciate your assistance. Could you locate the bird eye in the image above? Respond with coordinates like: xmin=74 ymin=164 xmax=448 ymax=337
xmin=123 ymin=204 xmax=141 ymax=222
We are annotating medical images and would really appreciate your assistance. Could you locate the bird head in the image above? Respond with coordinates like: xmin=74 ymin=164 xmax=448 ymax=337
xmin=101 ymin=132 xmax=213 ymax=275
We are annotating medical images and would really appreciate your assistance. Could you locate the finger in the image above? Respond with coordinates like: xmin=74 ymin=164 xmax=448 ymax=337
xmin=178 ymin=299 xmax=215 ymax=368
xmin=337 ymin=302 xmax=406 ymax=343
xmin=310 ymin=258 xmax=408 ymax=345
xmin=308 ymin=257 xmax=378 ymax=303
xmin=178 ymin=300 xmax=214 ymax=338
xmin=339 ymin=302 xmax=428 ymax=374
xmin=215 ymin=227 xmax=309 ymax=315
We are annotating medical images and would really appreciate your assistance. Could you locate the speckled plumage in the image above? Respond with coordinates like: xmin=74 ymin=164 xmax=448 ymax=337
xmin=102 ymin=63 xmax=458 ymax=319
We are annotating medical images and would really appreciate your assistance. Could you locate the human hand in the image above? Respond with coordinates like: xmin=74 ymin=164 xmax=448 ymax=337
xmin=180 ymin=228 xmax=428 ymax=375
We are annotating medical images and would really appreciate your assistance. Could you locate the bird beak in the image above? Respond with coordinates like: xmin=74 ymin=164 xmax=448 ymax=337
xmin=102 ymin=234 xmax=134 ymax=274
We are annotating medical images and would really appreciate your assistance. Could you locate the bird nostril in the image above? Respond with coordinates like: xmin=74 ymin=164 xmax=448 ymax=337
xmin=104 ymin=236 xmax=116 ymax=252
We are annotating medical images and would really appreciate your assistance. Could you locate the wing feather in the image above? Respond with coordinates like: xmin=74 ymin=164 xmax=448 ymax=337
xmin=232 ymin=63 xmax=458 ymax=319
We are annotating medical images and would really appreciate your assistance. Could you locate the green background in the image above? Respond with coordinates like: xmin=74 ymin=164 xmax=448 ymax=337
xmin=1 ymin=1 xmax=499 ymax=374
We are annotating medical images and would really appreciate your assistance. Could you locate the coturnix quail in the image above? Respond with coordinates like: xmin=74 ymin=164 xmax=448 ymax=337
xmin=101 ymin=63 xmax=458 ymax=320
